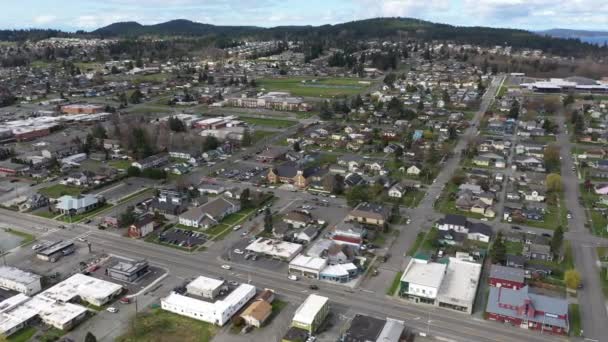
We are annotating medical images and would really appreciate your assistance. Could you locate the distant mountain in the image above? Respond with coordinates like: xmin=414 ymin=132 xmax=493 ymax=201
xmin=93 ymin=19 xmax=263 ymax=37
xmin=537 ymin=28 xmax=608 ymax=45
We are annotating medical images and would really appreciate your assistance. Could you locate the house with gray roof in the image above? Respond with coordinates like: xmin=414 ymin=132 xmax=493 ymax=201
xmin=486 ymin=286 xmax=568 ymax=335
xmin=178 ymin=196 xmax=240 ymax=229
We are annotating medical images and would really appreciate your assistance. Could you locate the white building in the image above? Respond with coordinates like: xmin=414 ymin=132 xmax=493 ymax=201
xmin=399 ymin=258 xmax=446 ymax=304
xmin=436 ymin=258 xmax=482 ymax=314
xmin=289 ymin=255 xmax=328 ymax=279
xmin=0 ymin=266 xmax=42 ymax=296
xmin=161 ymin=283 xmax=256 ymax=326
xmin=245 ymin=238 xmax=303 ymax=261
xmin=41 ymin=273 xmax=123 ymax=307
xmin=187 ymin=276 xmax=225 ymax=299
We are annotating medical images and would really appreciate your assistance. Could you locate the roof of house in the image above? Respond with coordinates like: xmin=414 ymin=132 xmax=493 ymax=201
xmin=349 ymin=202 xmax=389 ymax=221
xmin=490 ymin=265 xmax=525 ymax=283
xmin=241 ymin=299 xmax=272 ymax=322
xmin=468 ymin=222 xmax=493 ymax=237
xmin=283 ymin=210 xmax=313 ymax=224
xmin=440 ymin=214 xmax=468 ymax=227
xmin=181 ymin=196 xmax=237 ymax=222
xmin=486 ymin=286 xmax=568 ymax=329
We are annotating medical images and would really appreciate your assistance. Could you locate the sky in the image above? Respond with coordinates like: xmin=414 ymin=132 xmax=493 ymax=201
xmin=3 ymin=0 xmax=608 ymax=32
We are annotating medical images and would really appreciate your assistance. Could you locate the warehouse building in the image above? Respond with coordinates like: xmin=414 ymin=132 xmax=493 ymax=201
xmin=291 ymin=294 xmax=330 ymax=333
xmin=36 ymin=241 xmax=75 ymax=263
xmin=0 ymin=266 xmax=42 ymax=295
xmin=161 ymin=282 xmax=255 ymax=326
xmin=245 ymin=238 xmax=303 ymax=261
xmin=42 ymin=273 xmax=124 ymax=307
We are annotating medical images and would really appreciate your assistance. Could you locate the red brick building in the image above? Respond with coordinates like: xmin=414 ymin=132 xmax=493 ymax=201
xmin=489 ymin=265 xmax=525 ymax=290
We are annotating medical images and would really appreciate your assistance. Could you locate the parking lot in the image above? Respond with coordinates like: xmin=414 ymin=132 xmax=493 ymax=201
xmin=91 ymin=177 xmax=157 ymax=203
xmin=86 ymin=255 xmax=167 ymax=295
xmin=156 ymin=226 xmax=207 ymax=249
xmin=224 ymin=237 xmax=289 ymax=272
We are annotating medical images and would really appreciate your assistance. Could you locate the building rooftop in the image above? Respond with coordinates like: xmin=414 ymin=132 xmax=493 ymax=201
xmin=289 ymin=255 xmax=327 ymax=272
xmin=41 ymin=273 xmax=122 ymax=304
xmin=437 ymin=258 xmax=482 ymax=306
xmin=490 ymin=265 xmax=525 ymax=283
xmin=401 ymin=258 xmax=447 ymax=290
xmin=293 ymin=294 xmax=329 ymax=326
xmin=342 ymin=314 xmax=386 ymax=342
xmin=0 ymin=266 xmax=41 ymax=286
xmin=187 ymin=276 xmax=225 ymax=293
xmin=245 ymin=238 xmax=303 ymax=260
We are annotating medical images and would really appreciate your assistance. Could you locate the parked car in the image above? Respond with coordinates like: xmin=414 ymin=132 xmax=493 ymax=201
xmin=233 ymin=225 xmax=242 ymax=231
xmin=309 ymin=285 xmax=319 ymax=290
xmin=221 ymin=265 xmax=232 ymax=270
xmin=233 ymin=249 xmax=244 ymax=255
xmin=288 ymin=274 xmax=298 ymax=281
xmin=106 ymin=307 xmax=118 ymax=313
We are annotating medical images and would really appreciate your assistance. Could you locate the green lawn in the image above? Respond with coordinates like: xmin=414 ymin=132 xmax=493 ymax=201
xmin=117 ymin=188 xmax=154 ymax=204
xmin=386 ymin=271 xmax=403 ymax=296
xmin=407 ymin=232 xmax=426 ymax=256
xmin=258 ymin=77 xmax=371 ymax=97
xmin=109 ymin=160 xmax=133 ymax=170
xmin=5 ymin=228 xmax=35 ymax=246
xmin=569 ymin=304 xmax=582 ymax=337
xmin=117 ymin=309 xmax=217 ymax=342
xmin=39 ymin=184 xmax=82 ymax=198
xmin=505 ymin=241 xmax=523 ymax=256
xmin=33 ymin=210 xmax=57 ymax=219
xmin=264 ymin=300 xmax=288 ymax=326
xmin=252 ymin=130 xmax=276 ymax=143
xmin=240 ymin=117 xmax=296 ymax=129
xmin=37 ymin=328 xmax=65 ymax=342
xmin=7 ymin=326 xmax=36 ymax=342
xmin=58 ymin=203 xmax=113 ymax=223
xmin=421 ymin=227 xmax=439 ymax=252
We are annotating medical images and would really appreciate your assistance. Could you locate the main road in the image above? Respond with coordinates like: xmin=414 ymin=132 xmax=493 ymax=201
xmin=0 ymin=208 xmax=565 ymax=342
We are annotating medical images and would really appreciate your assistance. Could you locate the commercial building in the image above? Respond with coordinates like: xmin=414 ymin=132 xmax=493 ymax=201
xmin=291 ymin=294 xmax=330 ymax=333
xmin=161 ymin=283 xmax=256 ymax=326
xmin=55 ymin=194 xmax=102 ymax=215
xmin=341 ymin=314 xmax=411 ymax=342
xmin=288 ymin=255 xmax=328 ymax=279
xmin=107 ymin=259 xmax=149 ymax=283
xmin=0 ymin=266 xmax=42 ymax=295
xmin=436 ymin=258 xmax=482 ymax=314
xmin=0 ymin=274 xmax=122 ymax=336
xmin=186 ymin=276 xmax=225 ymax=299
xmin=60 ymin=104 xmax=105 ymax=115
xmin=319 ymin=263 xmax=358 ymax=283
xmin=246 ymin=238 xmax=303 ymax=261
xmin=486 ymin=286 xmax=569 ymax=335
xmin=178 ymin=196 xmax=240 ymax=229
xmin=489 ymin=265 xmax=525 ymax=290
xmin=128 ymin=214 xmax=156 ymax=239
xmin=399 ymin=258 xmax=446 ymax=305
xmin=36 ymin=241 xmax=75 ymax=263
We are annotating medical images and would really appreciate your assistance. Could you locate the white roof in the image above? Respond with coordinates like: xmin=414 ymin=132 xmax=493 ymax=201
xmin=215 ymin=284 xmax=256 ymax=312
xmin=289 ymin=255 xmax=327 ymax=272
xmin=55 ymin=194 xmax=99 ymax=211
xmin=319 ymin=263 xmax=357 ymax=277
xmin=0 ymin=266 xmax=41 ymax=285
xmin=246 ymin=238 xmax=303 ymax=260
xmin=162 ymin=283 xmax=255 ymax=314
xmin=401 ymin=259 xmax=446 ymax=289
xmin=293 ymin=294 xmax=329 ymax=325
xmin=437 ymin=258 xmax=482 ymax=305
xmin=188 ymin=276 xmax=225 ymax=292
xmin=41 ymin=273 xmax=122 ymax=303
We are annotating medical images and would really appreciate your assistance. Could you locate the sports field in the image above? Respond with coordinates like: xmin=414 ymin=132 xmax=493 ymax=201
xmin=258 ymin=77 xmax=371 ymax=97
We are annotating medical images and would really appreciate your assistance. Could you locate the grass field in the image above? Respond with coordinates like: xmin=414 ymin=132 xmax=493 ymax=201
xmin=59 ymin=203 xmax=113 ymax=223
xmin=386 ymin=271 xmax=403 ymax=295
xmin=109 ymin=160 xmax=133 ymax=170
xmin=569 ymin=304 xmax=582 ymax=336
xmin=252 ymin=130 xmax=276 ymax=143
xmin=258 ymin=77 xmax=371 ymax=97
xmin=7 ymin=326 xmax=36 ymax=342
xmin=117 ymin=309 xmax=217 ymax=342
xmin=240 ymin=116 xmax=296 ymax=128
xmin=407 ymin=232 xmax=426 ymax=256
xmin=5 ymin=228 xmax=35 ymax=246
xmin=39 ymin=184 xmax=82 ymax=198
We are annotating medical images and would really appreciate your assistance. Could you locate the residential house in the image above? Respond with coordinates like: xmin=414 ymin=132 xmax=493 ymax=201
xmin=437 ymin=214 xmax=468 ymax=232
xmin=294 ymin=226 xmax=319 ymax=244
xmin=128 ymin=214 xmax=156 ymax=239
xmin=347 ymin=203 xmax=390 ymax=227
xmin=178 ymin=197 xmax=240 ymax=229
xmin=523 ymin=243 xmax=553 ymax=262
xmin=240 ymin=299 xmax=272 ymax=328
xmin=19 ymin=193 xmax=49 ymax=212
xmin=132 ymin=154 xmax=169 ymax=170
xmin=283 ymin=210 xmax=314 ymax=229
xmin=506 ymin=254 xmax=526 ymax=269
xmin=406 ymin=165 xmax=422 ymax=176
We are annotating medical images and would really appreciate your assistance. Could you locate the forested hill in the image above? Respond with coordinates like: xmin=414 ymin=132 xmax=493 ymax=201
xmin=1 ymin=17 xmax=605 ymax=57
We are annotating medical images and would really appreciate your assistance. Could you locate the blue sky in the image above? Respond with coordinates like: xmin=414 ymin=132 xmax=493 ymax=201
xmin=3 ymin=0 xmax=607 ymax=31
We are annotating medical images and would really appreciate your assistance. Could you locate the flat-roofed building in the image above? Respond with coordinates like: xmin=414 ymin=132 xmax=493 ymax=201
xmin=0 ymin=266 xmax=42 ymax=296
xmin=288 ymin=255 xmax=327 ymax=279
xmin=436 ymin=258 xmax=482 ymax=314
xmin=291 ymin=294 xmax=330 ymax=333
xmin=399 ymin=258 xmax=447 ymax=305
xmin=245 ymin=238 xmax=303 ymax=261
xmin=36 ymin=241 xmax=75 ymax=263
xmin=186 ymin=276 xmax=225 ymax=299
xmin=107 ymin=259 xmax=149 ymax=283
xmin=42 ymin=273 xmax=123 ymax=307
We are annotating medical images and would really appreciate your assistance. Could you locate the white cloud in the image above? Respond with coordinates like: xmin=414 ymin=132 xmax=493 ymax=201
xmin=33 ymin=15 xmax=57 ymax=25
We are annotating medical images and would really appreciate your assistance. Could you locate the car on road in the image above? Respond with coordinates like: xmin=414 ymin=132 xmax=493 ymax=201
xmin=309 ymin=285 xmax=319 ymax=290
xmin=31 ymin=244 xmax=43 ymax=250
xmin=221 ymin=265 xmax=232 ymax=270
xmin=77 ymin=237 xmax=86 ymax=242
xmin=229 ymin=281 xmax=239 ymax=286
xmin=233 ymin=249 xmax=244 ymax=255
xmin=241 ymin=232 xmax=248 ymax=237
xmin=511 ymin=226 xmax=522 ymax=230
xmin=233 ymin=225 xmax=242 ymax=231
xmin=542 ymin=233 xmax=552 ymax=238
xmin=106 ymin=307 xmax=118 ymax=313
xmin=288 ymin=274 xmax=298 ymax=281
xmin=480 ymin=218 xmax=488 ymax=221
xmin=119 ymin=297 xmax=131 ymax=304
xmin=567 ymin=211 xmax=572 ymax=219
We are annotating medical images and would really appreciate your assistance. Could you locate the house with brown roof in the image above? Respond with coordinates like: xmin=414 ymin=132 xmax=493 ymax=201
xmin=240 ymin=299 xmax=272 ymax=328
xmin=347 ymin=202 xmax=390 ymax=227
xmin=283 ymin=210 xmax=314 ymax=228
xmin=128 ymin=214 xmax=156 ymax=239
